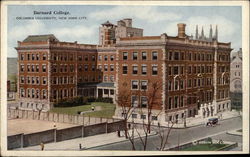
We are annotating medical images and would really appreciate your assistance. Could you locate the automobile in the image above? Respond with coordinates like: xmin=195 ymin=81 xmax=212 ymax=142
xmin=206 ymin=118 xmax=218 ymax=126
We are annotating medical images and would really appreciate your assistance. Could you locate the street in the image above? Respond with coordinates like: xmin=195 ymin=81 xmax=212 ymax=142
xmin=90 ymin=117 xmax=242 ymax=150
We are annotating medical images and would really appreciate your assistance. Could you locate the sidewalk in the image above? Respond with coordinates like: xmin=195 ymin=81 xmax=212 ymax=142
xmin=16 ymin=129 xmax=156 ymax=151
xmin=172 ymin=110 xmax=241 ymax=129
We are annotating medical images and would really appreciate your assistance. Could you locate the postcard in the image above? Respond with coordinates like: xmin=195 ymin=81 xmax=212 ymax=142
xmin=1 ymin=0 xmax=249 ymax=156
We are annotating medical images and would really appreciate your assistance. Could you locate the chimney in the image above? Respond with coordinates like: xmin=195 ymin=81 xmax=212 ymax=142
xmin=177 ymin=23 xmax=186 ymax=38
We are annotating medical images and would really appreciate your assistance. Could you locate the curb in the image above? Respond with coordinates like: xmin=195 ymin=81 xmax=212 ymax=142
xmin=85 ymin=132 xmax=158 ymax=150
xmin=172 ymin=115 xmax=241 ymax=129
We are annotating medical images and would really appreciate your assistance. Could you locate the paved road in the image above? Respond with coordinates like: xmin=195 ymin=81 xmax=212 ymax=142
xmin=90 ymin=117 xmax=242 ymax=150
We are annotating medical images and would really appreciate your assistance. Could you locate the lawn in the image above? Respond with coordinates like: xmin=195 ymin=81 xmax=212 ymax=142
xmin=181 ymin=144 xmax=228 ymax=151
xmin=50 ymin=102 xmax=116 ymax=118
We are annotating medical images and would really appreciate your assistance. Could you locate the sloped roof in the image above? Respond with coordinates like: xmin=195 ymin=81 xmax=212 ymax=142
xmin=101 ymin=21 xmax=114 ymax=26
xmin=23 ymin=34 xmax=59 ymax=42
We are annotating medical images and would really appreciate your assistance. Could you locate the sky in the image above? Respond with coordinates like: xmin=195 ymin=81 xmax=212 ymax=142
xmin=7 ymin=5 xmax=242 ymax=58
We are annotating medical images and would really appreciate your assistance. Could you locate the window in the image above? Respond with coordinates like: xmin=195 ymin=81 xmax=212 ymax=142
xmin=141 ymin=96 xmax=148 ymax=108
xmin=27 ymin=54 xmax=30 ymax=60
xmin=42 ymin=77 xmax=47 ymax=85
xmin=36 ymin=65 xmax=39 ymax=72
xmin=110 ymin=55 xmax=114 ymax=61
xmin=27 ymin=65 xmax=31 ymax=72
xmin=32 ymin=89 xmax=35 ymax=98
xmin=173 ymin=66 xmax=178 ymax=75
xmin=84 ymin=55 xmax=88 ymax=61
xmin=152 ymin=116 xmax=158 ymax=121
xmin=104 ymin=75 xmax=108 ymax=82
xmin=20 ymin=88 xmax=25 ymax=97
xmin=32 ymin=54 xmax=35 ymax=60
xmin=36 ymin=77 xmax=40 ymax=84
xmin=110 ymin=75 xmax=114 ymax=82
xmin=152 ymin=51 xmax=158 ymax=60
xmin=142 ymin=52 xmax=147 ymax=60
xmin=123 ymin=65 xmax=128 ymax=74
xmin=98 ymin=55 xmax=102 ymax=61
xmin=123 ymin=52 xmax=128 ymax=60
xmin=91 ymin=55 xmax=95 ymax=61
xmin=84 ymin=65 xmax=88 ymax=71
xmin=64 ymin=77 xmax=67 ymax=84
xmin=131 ymin=96 xmax=138 ymax=107
xmin=132 ymin=66 xmax=138 ymax=74
xmin=188 ymin=79 xmax=192 ymax=88
xmin=110 ymin=89 xmax=114 ymax=95
xmin=168 ymin=97 xmax=172 ymax=109
xmin=42 ymin=65 xmax=46 ymax=72
xmin=152 ymin=66 xmax=158 ymax=75
xmin=188 ymin=66 xmax=192 ymax=74
xmin=104 ymin=89 xmax=109 ymax=95
xmin=43 ymin=54 xmax=46 ymax=60
xmin=104 ymin=55 xmax=108 ymax=61
xmin=42 ymin=90 xmax=47 ymax=99
xmin=168 ymin=80 xmax=172 ymax=91
xmin=104 ymin=65 xmax=108 ymax=71
xmin=180 ymin=80 xmax=184 ymax=89
xmin=32 ymin=65 xmax=35 ymax=72
xmin=36 ymin=89 xmax=39 ymax=98
xmin=174 ymin=80 xmax=179 ymax=90
xmin=78 ymin=65 xmax=82 ymax=71
xmin=92 ymin=65 xmax=95 ymax=71
xmin=174 ymin=52 xmax=179 ymax=60
xmin=141 ymin=115 xmax=146 ymax=119
xmin=64 ymin=65 xmax=68 ymax=72
xmin=20 ymin=54 xmax=24 ymax=60
xmin=110 ymin=65 xmax=114 ymax=71
xmin=70 ymin=65 xmax=74 ymax=72
xmin=98 ymin=65 xmax=102 ymax=71
xmin=78 ymin=55 xmax=82 ymax=61
xmin=180 ymin=96 xmax=184 ymax=107
xmin=32 ymin=77 xmax=35 ymax=84
xmin=20 ymin=76 xmax=25 ymax=84
xmin=132 ymin=114 xmax=137 ymax=119
xmin=141 ymin=81 xmax=148 ymax=90
xmin=27 ymin=77 xmax=30 ymax=84
xmin=169 ymin=52 xmax=172 ymax=60
xmin=141 ymin=65 xmax=147 ymax=75
xmin=132 ymin=80 xmax=138 ymax=89
xmin=132 ymin=52 xmax=138 ymax=60
xmin=174 ymin=96 xmax=179 ymax=108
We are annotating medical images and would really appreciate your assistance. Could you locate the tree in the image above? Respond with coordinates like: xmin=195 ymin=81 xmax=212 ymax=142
xmin=116 ymin=80 xmax=170 ymax=150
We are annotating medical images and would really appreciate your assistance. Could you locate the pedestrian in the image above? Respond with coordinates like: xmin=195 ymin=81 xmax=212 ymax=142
xmin=79 ymin=143 xmax=82 ymax=150
xmin=117 ymin=130 xmax=120 ymax=137
xmin=53 ymin=122 xmax=56 ymax=128
xmin=128 ymin=123 xmax=131 ymax=130
xmin=40 ymin=142 xmax=44 ymax=151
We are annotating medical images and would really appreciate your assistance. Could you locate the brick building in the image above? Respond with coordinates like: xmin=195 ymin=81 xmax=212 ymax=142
xmin=16 ymin=19 xmax=232 ymax=124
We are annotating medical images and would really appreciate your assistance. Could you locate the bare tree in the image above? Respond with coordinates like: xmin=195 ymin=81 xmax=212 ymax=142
xmin=156 ymin=119 xmax=176 ymax=151
xmin=116 ymin=80 xmax=165 ymax=150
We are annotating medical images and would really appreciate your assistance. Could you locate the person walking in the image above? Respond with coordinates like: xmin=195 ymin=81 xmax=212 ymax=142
xmin=40 ymin=142 xmax=44 ymax=151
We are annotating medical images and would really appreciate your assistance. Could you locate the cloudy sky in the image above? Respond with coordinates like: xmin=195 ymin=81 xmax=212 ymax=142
xmin=7 ymin=5 xmax=242 ymax=57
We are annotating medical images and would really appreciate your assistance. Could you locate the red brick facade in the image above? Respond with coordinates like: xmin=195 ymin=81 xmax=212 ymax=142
xmin=16 ymin=20 xmax=232 ymax=124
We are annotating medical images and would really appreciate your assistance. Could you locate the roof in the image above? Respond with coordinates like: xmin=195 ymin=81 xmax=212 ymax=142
xmin=23 ymin=34 xmax=59 ymax=42
xmin=101 ymin=21 xmax=114 ymax=26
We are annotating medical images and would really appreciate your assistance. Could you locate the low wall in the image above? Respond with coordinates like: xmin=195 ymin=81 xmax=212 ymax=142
xmin=84 ymin=123 xmax=107 ymax=137
xmin=107 ymin=120 xmax=125 ymax=133
xmin=8 ymin=134 xmax=23 ymax=150
xmin=8 ymin=120 xmax=124 ymax=149
xmin=23 ymin=129 xmax=55 ymax=147
xmin=56 ymin=126 xmax=82 ymax=142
